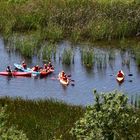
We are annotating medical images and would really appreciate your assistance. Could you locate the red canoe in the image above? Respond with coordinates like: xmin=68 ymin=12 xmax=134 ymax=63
xmin=116 ymin=70 xmax=125 ymax=83
xmin=0 ymin=71 xmax=31 ymax=77
xmin=40 ymin=68 xmax=54 ymax=76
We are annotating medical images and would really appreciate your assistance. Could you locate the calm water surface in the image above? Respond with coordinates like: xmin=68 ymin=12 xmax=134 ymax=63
xmin=0 ymin=37 xmax=140 ymax=106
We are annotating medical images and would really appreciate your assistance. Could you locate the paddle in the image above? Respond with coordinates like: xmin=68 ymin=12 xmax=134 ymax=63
xmin=67 ymin=74 xmax=71 ymax=77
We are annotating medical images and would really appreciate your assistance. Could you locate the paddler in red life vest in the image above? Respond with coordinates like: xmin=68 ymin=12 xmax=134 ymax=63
xmin=32 ymin=65 xmax=39 ymax=72
xmin=22 ymin=61 xmax=27 ymax=69
xmin=47 ymin=62 xmax=53 ymax=69
xmin=60 ymin=71 xmax=67 ymax=82
xmin=43 ymin=64 xmax=48 ymax=72
xmin=117 ymin=70 xmax=123 ymax=77
xmin=43 ymin=64 xmax=48 ymax=69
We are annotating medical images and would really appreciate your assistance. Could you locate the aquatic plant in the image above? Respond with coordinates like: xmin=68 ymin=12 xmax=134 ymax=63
xmin=14 ymin=37 xmax=37 ymax=58
xmin=41 ymin=43 xmax=56 ymax=62
xmin=62 ymin=48 xmax=73 ymax=65
xmin=81 ymin=48 xmax=94 ymax=68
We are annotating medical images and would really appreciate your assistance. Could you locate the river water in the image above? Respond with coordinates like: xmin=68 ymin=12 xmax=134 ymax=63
xmin=0 ymin=37 xmax=140 ymax=106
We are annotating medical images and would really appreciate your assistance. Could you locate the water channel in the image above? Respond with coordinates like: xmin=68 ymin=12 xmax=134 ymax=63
xmin=0 ymin=36 xmax=140 ymax=106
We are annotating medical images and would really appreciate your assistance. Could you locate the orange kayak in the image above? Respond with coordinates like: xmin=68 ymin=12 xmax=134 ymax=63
xmin=116 ymin=70 xmax=124 ymax=83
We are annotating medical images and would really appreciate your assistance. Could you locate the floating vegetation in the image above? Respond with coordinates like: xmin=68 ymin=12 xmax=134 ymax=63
xmin=62 ymin=48 xmax=73 ymax=65
xmin=81 ymin=48 xmax=94 ymax=68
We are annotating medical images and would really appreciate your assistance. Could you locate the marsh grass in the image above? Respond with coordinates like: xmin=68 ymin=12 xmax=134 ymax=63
xmin=62 ymin=48 xmax=73 ymax=65
xmin=41 ymin=43 xmax=56 ymax=62
xmin=13 ymin=36 xmax=37 ymax=58
xmin=0 ymin=97 xmax=84 ymax=140
xmin=81 ymin=48 xmax=94 ymax=68
xmin=0 ymin=0 xmax=139 ymax=42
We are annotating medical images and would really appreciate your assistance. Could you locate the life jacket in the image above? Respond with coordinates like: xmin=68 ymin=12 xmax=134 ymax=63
xmin=22 ymin=63 xmax=27 ymax=69
xmin=118 ymin=71 xmax=123 ymax=77
xmin=32 ymin=66 xmax=39 ymax=71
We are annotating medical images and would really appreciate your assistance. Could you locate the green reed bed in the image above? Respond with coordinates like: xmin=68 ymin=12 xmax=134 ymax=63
xmin=0 ymin=97 xmax=84 ymax=140
xmin=62 ymin=48 xmax=73 ymax=65
xmin=41 ymin=43 xmax=56 ymax=62
xmin=81 ymin=49 xmax=94 ymax=68
xmin=0 ymin=0 xmax=139 ymax=42
xmin=13 ymin=36 xmax=37 ymax=58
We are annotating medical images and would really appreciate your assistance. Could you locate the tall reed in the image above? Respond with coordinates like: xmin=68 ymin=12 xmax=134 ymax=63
xmin=41 ymin=43 xmax=56 ymax=62
xmin=62 ymin=48 xmax=73 ymax=65
xmin=81 ymin=48 xmax=94 ymax=68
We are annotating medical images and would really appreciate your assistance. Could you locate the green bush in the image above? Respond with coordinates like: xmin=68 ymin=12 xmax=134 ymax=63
xmin=70 ymin=90 xmax=140 ymax=139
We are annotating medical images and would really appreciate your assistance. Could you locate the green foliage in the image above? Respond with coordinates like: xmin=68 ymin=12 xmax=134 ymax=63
xmin=41 ymin=43 xmax=56 ymax=61
xmin=0 ymin=0 xmax=140 ymax=41
xmin=46 ymin=22 xmax=63 ymax=42
xmin=62 ymin=48 xmax=73 ymax=65
xmin=70 ymin=91 xmax=140 ymax=139
xmin=0 ymin=97 xmax=84 ymax=140
xmin=7 ymin=0 xmax=28 ymax=4
xmin=0 ymin=105 xmax=28 ymax=140
xmin=81 ymin=48 xmax=94 ymax=68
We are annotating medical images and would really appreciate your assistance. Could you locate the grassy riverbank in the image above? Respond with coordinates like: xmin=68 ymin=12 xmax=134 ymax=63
xmin=0 ymin=0 xmax=140 ymax=42
xmin=1 ymin=93 xmax=140 ymax=139
xmin=0 ymin=97 xmax=84 ymax=140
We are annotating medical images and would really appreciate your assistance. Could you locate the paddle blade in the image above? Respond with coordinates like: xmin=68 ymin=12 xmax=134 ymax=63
xmin=70 ymin=79 xmax=75 ymax=82
xmin=71 ymin=83 xmax=75 ymax=86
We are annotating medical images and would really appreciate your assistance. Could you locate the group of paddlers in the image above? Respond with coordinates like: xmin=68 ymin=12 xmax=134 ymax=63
xmin=6 ymin=61 xmax=69 ymax=83
xmin=6 ymin=61 xmax=53 ymax=73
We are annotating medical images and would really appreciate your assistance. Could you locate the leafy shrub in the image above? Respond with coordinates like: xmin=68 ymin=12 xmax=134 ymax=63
xmin=70 ymin=90 xmax=140 ymax=140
